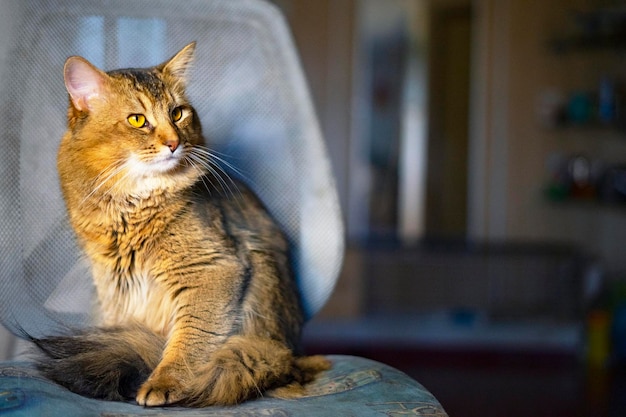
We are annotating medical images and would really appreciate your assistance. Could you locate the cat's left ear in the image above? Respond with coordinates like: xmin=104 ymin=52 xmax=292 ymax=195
xmin=64 ymin=56 xmax=108 ymax=112
xmin=160 ymin=42 xmax=196 ymax=85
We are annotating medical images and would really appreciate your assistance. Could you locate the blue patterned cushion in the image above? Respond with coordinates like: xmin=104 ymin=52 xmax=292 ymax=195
xmin=0 ymin=355 xmax=447 ymax=416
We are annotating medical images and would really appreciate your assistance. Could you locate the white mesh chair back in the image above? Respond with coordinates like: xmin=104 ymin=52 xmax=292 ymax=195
xmin=0 ymin=0 xmax=343 ymax=337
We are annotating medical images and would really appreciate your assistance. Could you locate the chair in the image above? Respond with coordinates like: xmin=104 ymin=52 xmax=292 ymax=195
xmin=0 ymin=0 xmax=447 ymax=415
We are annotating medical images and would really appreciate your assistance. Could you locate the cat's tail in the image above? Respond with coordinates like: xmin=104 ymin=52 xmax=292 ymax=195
xmin=31 ymin=324 xmax=165 ymax=401
xmin=182 ymin=335 xmax=331 ymax=406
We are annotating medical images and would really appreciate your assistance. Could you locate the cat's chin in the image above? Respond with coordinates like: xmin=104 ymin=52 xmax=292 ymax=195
xmin=149 ymin=156 xmax=183 ymax=174
xmin=123 ymin=153 xmax=199 ymax=195
xmin=128 ymin=153 xmax=185 ymax=176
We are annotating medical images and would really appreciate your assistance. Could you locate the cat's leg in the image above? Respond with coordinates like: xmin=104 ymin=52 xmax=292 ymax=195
xmin=135 ymin=312 xmax=229 ymax=406
xmin=136 ymin=262 xmax=244 ymax=407
xmin=183 ymin=335 xmax=330 ymax=406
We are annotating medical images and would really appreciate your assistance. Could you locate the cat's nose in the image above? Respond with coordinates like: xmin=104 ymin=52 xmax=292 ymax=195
xmin=165 ymin=138 xmax=179 ymax=153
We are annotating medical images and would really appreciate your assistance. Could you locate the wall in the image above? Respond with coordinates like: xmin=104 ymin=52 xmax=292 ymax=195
xmin=426 ymin=2 xmax=471 ymax=237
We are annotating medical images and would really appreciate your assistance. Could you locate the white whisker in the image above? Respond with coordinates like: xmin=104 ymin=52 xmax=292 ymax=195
xmin=187 ymin=152 xmax=240 ymax=200
xmin=183 ymin=155 xmax=216 ymax=195
xmin=105 ymin=168 xmax=134 ymax=199
xmin=80 ymin=161 xmax=127 ymax=206
xmin=193 ymin=146 xmax=249 ymax=183
xmin=186 ymin=147 xmax=246 ymax=201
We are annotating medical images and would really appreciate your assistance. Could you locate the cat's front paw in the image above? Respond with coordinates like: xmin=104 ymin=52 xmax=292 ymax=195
xmin=136 ymin=370 xmax=186 ymax=407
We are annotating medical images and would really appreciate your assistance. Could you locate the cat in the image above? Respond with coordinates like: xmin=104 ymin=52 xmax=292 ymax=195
xmin=31 ymin=41 xmax=330 ymax=407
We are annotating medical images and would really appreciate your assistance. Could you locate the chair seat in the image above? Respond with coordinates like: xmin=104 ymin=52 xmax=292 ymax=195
xmin=0 ymin=355 xmax=447 ymax=416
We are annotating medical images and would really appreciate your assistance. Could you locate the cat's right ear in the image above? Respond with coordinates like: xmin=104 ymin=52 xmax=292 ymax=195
xmin=64 ymin=57 xmax=108 ymax=112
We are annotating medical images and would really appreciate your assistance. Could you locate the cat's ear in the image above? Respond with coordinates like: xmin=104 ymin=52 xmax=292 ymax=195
xmin=160 ymin=42 xmax=196 ymax=84
xmin=64 ymin=57 xmax=108 ymax=112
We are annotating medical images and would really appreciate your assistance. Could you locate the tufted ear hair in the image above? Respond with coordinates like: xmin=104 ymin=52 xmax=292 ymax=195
xmin=63 ymin=56 xmax=108 ymax=112
xmin=159 ymin=41 xmax=196 ymax=86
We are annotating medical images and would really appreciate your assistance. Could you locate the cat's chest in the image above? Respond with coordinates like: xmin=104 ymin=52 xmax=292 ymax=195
xmin=91 ymin=253 xmax=177 ymax=337
xmin=80 ymin=200 xmax=189 ymax=335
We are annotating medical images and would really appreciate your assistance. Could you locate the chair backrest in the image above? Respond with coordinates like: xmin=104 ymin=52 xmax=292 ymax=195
xmin=0 ymin=0 xmax=344 ymax=337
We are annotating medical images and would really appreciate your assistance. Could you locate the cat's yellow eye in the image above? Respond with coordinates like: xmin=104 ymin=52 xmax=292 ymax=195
xmin=172 ymin=107 xmax=183 ymax=122
xmin=128 ymin=114 xmax=147 ymax=128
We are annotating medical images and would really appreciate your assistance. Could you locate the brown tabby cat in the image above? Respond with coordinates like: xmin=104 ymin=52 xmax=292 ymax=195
xmin=32 ymin=42 xmax=330 ymax=407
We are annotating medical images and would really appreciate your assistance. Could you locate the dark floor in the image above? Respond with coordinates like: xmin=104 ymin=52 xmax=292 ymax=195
xmin=303 ymin=344 xmax=626 ymax=417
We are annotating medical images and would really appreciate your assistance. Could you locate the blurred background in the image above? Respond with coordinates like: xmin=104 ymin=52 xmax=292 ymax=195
xmin=2 ymin=0 xmax=626 ymax=415
xmin=271 ymin=0 xmax=626 ymax=416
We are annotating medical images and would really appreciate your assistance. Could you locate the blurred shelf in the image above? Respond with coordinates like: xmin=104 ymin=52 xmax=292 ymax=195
xmin=549 ymin=7 xmax=626 ymax=53
xmin=550 ymin=34 xmax=626 ymax=53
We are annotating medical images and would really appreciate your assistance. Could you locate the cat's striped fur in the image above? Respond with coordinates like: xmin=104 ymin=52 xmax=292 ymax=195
xmin=33 ymin=42 xmax=330 ymax=407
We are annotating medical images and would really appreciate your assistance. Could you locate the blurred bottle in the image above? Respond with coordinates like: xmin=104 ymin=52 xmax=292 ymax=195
xmin=598 ymin=76 xmax=616 ymax=124
xmin=568 ymin=92 xmax=593 ymax=124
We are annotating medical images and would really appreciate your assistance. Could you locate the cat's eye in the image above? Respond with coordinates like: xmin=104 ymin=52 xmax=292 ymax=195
xmin=128 ymin=114 xmax=147 ymax=128
xmin=171 ymin=107 xmax=183 ymax=122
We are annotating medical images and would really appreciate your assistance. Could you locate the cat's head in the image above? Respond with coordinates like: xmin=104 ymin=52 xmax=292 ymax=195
xmin=59 ymin=42 xmax=205 ymax=199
